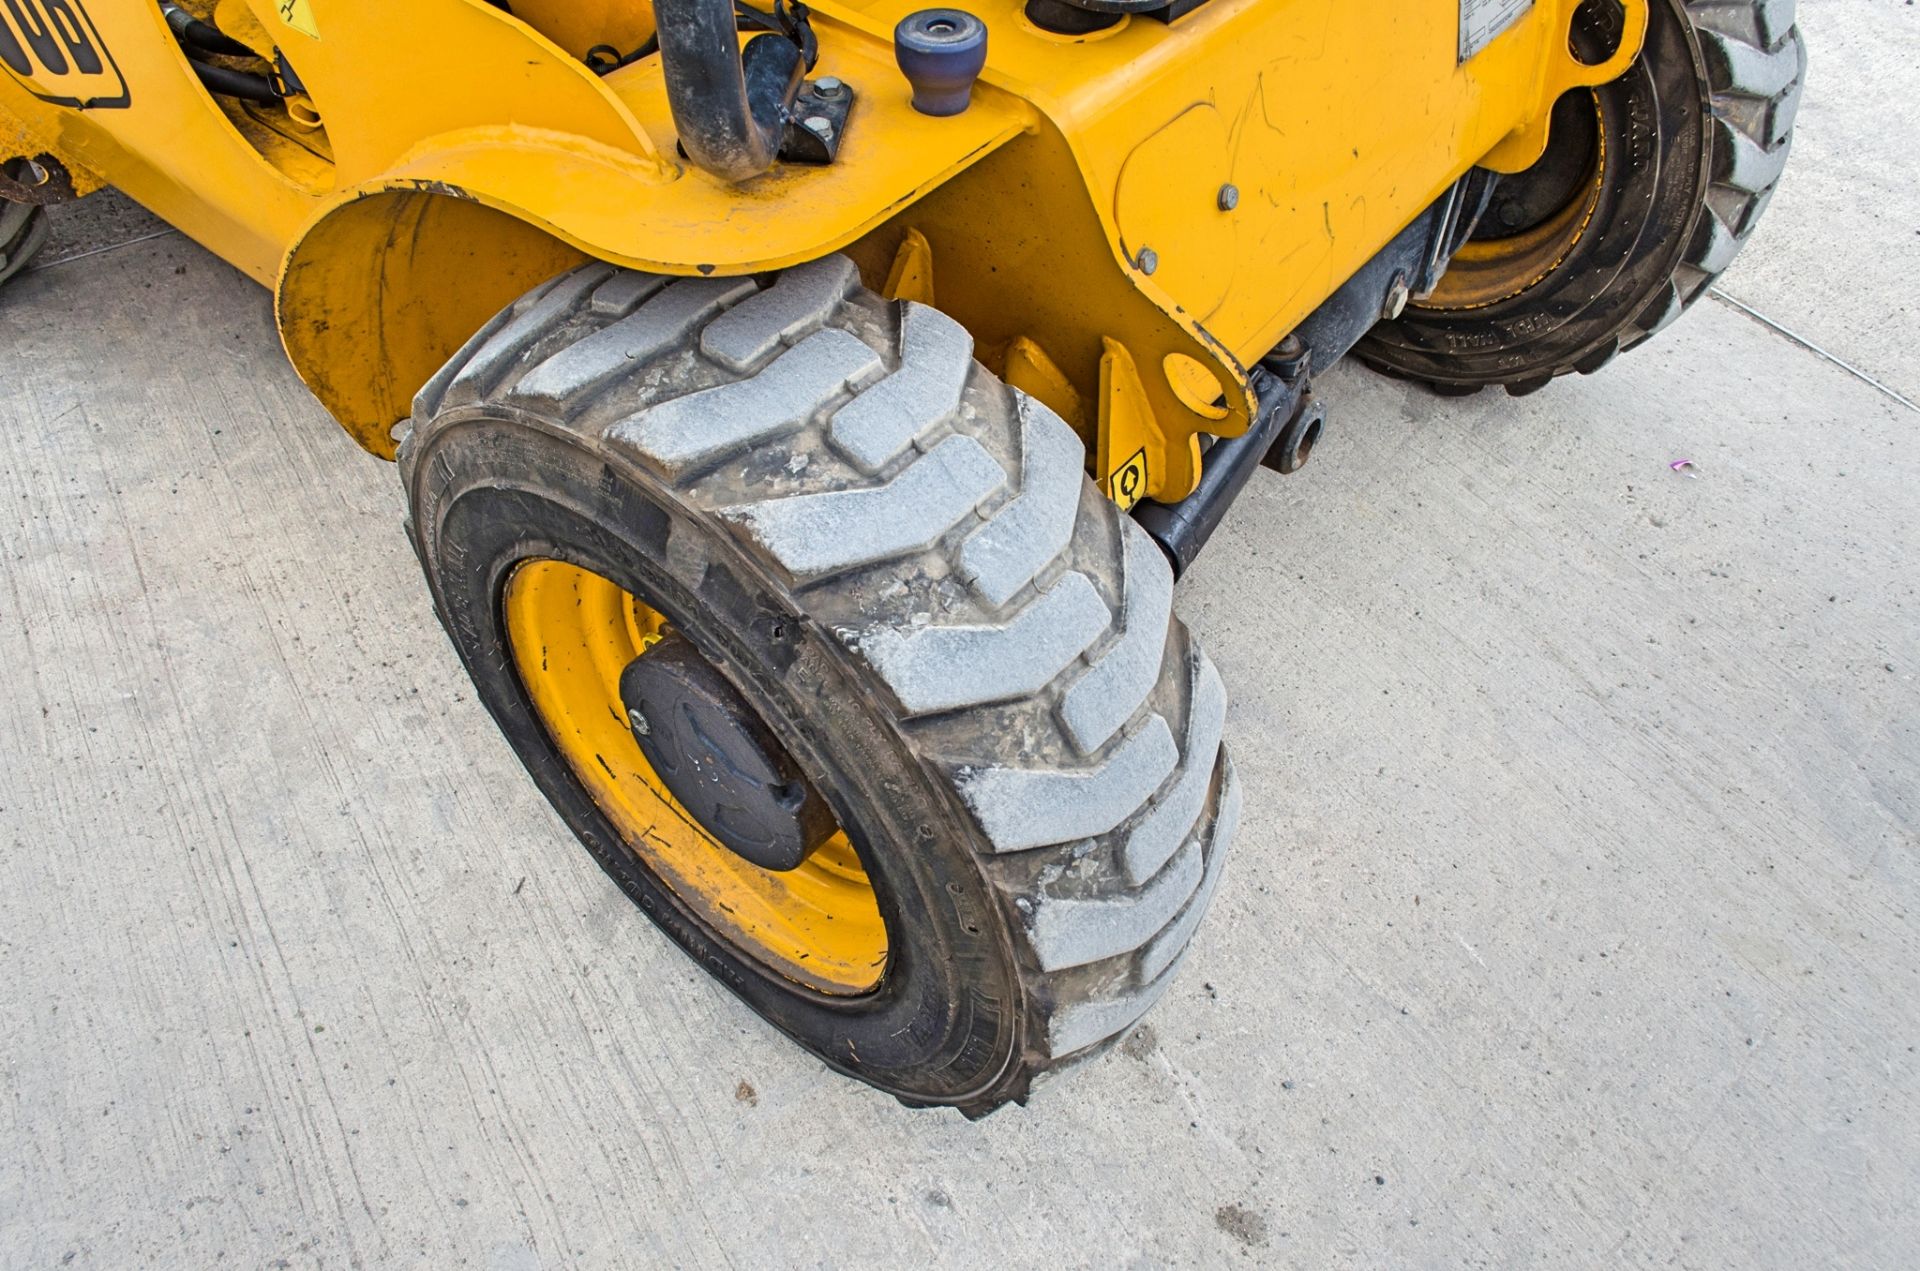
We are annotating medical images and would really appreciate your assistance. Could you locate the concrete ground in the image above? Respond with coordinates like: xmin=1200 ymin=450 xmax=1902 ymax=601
xmin=2 ymin=4 xmax=1915 ymax=1266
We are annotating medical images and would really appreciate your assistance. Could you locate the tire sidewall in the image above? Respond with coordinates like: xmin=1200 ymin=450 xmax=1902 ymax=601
xmin=407 ymin=406 xmax=1030 ymax=1108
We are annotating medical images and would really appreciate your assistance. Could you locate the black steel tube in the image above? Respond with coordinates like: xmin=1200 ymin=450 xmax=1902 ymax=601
xmin=653 ymin=0 xmax=803 ymax=182
xmin=188 ymin=58 xmax=279 ymax=103
xmin=160 ymin=2 xmax=255 ymax=58
xmin=1133 ymin=370 xmax=1300 ymax=577
xmin=1131 ymin=177 xmax=1493 ymax=576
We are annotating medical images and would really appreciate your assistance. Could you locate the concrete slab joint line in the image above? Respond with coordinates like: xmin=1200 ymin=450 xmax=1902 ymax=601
xmin=1707 ymin=287 xmax=1920 ymax=413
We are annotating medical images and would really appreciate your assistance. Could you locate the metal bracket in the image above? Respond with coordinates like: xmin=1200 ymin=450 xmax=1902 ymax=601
xmin=779 ymin=78 xmax=855 ymax=165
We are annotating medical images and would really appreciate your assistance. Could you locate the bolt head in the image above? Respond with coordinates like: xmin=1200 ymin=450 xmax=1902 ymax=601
xmin=627 ymin=707 xmax=651 ymax=737
xmin=1382 ymin=274 xmax=1411 ymax=320
xmin=1217 ymin=183 xmax=1240 ymax=212
xmin=803 ymin=114 xmax=834 ymax=140
xmin=815 ymin=76 xmax=845 ymax=96
xmin=1137 ymin=246 xmax=1159 ymax=276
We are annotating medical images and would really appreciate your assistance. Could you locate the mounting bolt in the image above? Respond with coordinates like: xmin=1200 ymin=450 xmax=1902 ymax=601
xmin=803 ymin=115 xmax=835 ymax=141
xmin=1382 ymin=272 xmax=1411 ymax=320
xmin=1137 ymin=246 xmax=1159 ymax=275
xmin=1217 ymin=183 xmax=1240 ymax=212
xmin=814 ymin=75 xmax=846 ymax=98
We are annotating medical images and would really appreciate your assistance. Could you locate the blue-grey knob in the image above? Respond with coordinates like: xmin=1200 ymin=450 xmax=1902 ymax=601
xmin=894 ymin=10 xmax=988 ymax=117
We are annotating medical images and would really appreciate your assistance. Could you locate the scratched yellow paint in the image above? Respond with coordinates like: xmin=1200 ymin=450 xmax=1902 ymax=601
xmin=0 ymin=0 xmax=1644 ymax=489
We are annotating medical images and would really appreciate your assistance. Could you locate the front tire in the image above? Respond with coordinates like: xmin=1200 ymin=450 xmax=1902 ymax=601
xmin=0 ymin=197 xmax=49 ymax=287
xmin=400 ymin=257 xmax=1238 ymax=1112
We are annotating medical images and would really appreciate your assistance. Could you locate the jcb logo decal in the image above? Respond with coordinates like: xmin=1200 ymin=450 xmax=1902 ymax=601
xmin=0 ymin=0 xmax=128 ymax=109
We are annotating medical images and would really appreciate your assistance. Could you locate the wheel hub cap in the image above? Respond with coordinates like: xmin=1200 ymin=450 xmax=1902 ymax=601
xmin=618 ymin=633 xmax=835 ymax=872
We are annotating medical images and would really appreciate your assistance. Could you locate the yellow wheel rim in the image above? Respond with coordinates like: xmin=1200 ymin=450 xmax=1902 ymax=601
xmin=503 ymin=558 xmax=888 ymax=995
xmin=1423 ymin=92 xmax=1607 ymax=313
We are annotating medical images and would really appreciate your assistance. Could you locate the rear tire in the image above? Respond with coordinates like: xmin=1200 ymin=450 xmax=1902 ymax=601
xmin=1358 ymin=0 xmax=1805 ymax=393
xmin=400 ymin=257 xmax=1238 ymax=1113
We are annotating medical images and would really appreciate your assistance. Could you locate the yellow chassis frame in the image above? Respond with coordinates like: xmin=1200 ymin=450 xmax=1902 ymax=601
xmin=1 ymin=0 xmax=1644 ymax=503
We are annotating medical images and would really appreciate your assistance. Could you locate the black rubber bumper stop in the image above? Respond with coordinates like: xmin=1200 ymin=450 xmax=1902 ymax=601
xmin=894 ymin=10 xmax=988 ymax=117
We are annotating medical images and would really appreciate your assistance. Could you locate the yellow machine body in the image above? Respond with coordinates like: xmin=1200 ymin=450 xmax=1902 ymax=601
xmin=0 ymin=0 xmax=1644 ymax=501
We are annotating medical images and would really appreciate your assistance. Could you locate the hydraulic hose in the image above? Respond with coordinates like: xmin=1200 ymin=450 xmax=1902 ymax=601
xmin=187 ymin=55 xmax=279 ymax=103
xmin=159 ymin=2 xmax=254 ymax=58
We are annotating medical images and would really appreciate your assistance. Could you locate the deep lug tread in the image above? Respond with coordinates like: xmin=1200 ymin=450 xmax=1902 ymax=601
xmin=1137 ymin=757 xmax=1240 ymax=985
xmin=0 ymin=211 xmax=46 ymax=284
xmin=0 ymin=199 xmax=32 ymax=246
xmin=1058 ymin=520 xmax=1176 ymax=755
xmin=1574 ymin=338 xmax=1620 ymax=376
xmin=1027 ymin=834 xmax=1205 ymax=972
xmin=701 ymin=255 xmax=859 ymax=373
xmin=719 ymin=433 xmax=1006 ymax=580
xmin=828 ymin=301 xmax=973 ymax=474
xmin=608 ymin=328 xmax=881 ymax=478
xmin=957 ymin=393 xmax=1085 ymax=608
xmin=956 ymin=715 xmax=1179 ymax=854
xmin=1045 ymin=938 xmax=1184 ymax=1059
xmin=516 ymin=276 xmax=756 ymax=403
xmin=3 ymin=212 xmax=48 ymax=283
xmin=443 ymin=263 xmax=614 ymax=403
xmin=408 ymin=252 xmax=1239 ymax=1108
xmin=412 ymin=304 xmax=519 ymax=422
xmin=858 ymin=571 xmax=1109 ymax=717
xmin=1122 ymin=649 xmax=1227 ymax=885
xmin=589 ymin=270 xmax=668 ymax=318
xmin=1044 ymin=758 xmax=1240 ymax=1058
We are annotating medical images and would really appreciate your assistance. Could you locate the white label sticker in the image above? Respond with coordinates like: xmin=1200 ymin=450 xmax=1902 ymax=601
xmin=1460 ymin=0 xmax=1532 ymax=61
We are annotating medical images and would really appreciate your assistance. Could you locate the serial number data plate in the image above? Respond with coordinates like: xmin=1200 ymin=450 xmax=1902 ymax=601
xmin=1460 ymin=0 xmax=1533 ymax=60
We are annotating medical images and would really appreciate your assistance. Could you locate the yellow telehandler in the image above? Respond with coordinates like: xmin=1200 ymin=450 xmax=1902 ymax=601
xmin=0 ymin=0 xmax=1802 ymax=1113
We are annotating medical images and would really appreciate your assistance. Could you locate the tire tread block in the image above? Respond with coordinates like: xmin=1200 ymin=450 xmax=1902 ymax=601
xmin=957 ymin=715 xmax=1178 ymax=853
xmin=1122 ymin=649 xmax=1227 ymax=885
xmin=701 ymin=255 xmax=859 ymax=373
xmin=957 ymin=393 xmax=1085 ymax=608
xmin=445 ymin=264 xmax=615 ymax=401
xmin=719 ymin=433 xmax=1005 ymax=579
xmin=1029 ymin=835 xmax=1204 ymax=972
xmin=0 ymin=209 xmax=50 ymax=285
xmin=517 ymin=276 xmax=757 ymax=402
xmin=1045 ymin=757 xmax=1239 ymax=1057
xmin=1137 ymin=756 xmax=1240 ymax=984
xmin=609 ymin=329 xmax=881 ymax=477
xmin=828 ymin=302 xmax=972 ymax=474
xmin=860 ymin=571 xmax=1108 ymax=716
xmin=591 ymin=270 xmax=668 ymax=318
xmin=1058 ymin=519 xmax=1175 ymax=754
